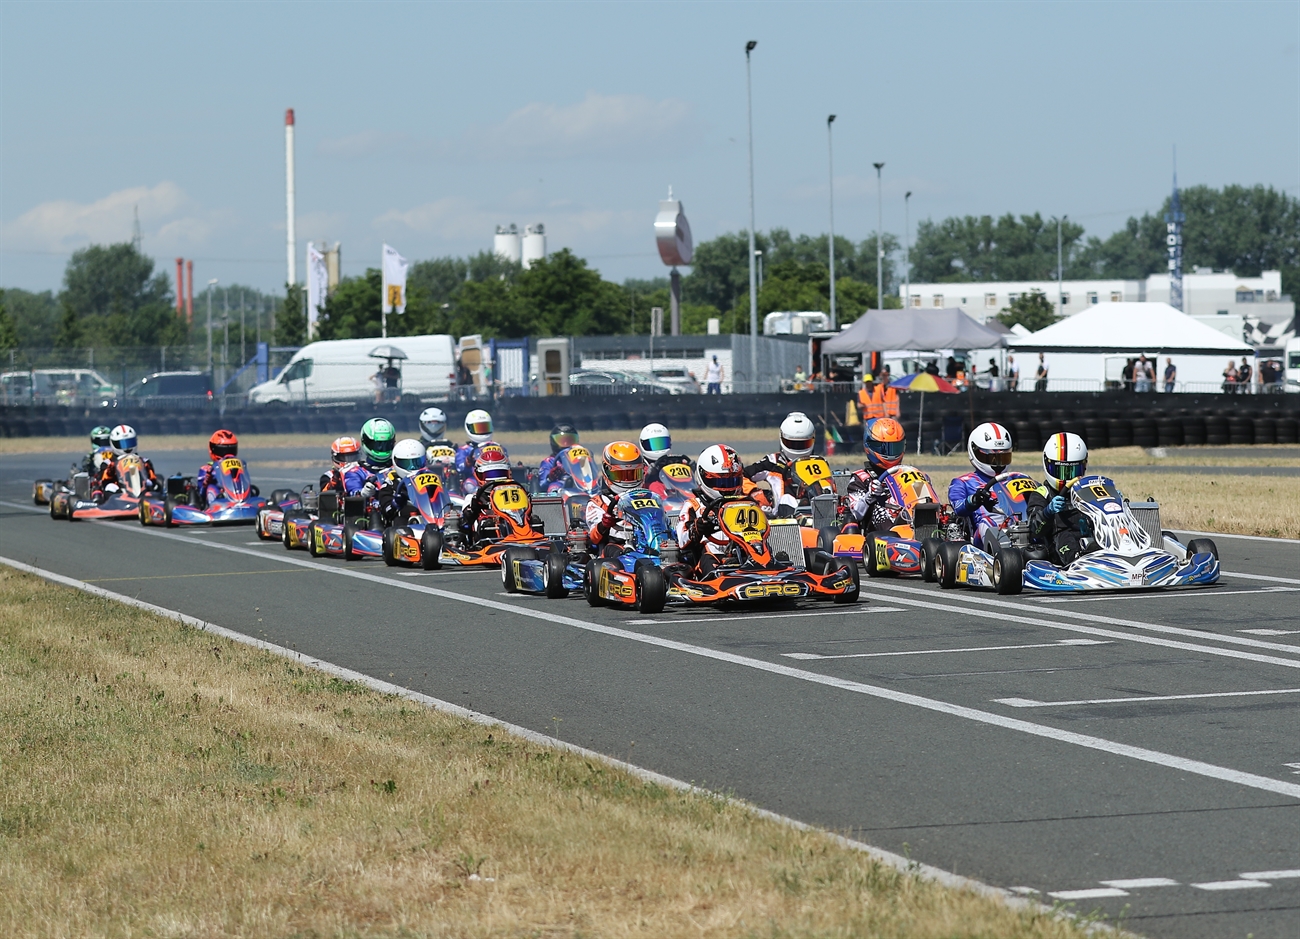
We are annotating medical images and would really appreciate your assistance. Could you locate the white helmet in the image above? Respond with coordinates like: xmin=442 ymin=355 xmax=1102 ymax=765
xmin=967 ymin=422 xmax=1013 ymax=476
xmin=110 ymin=424 xmax=138 ymax=453
xmin=779 ymin=411 xmax=816 ymax=461
xmin=464 ymin=409 xmax=493 ymax=444
xmin=694 ymin=444 xmax=744 ymax=502
xmin=419 ymin=407 xmax=447 ymax=442
xmin=639 ymin=422 xmax=671 ymax=461
xmin=1042 ymin=432 xmax=1088 ymax=493
xmin=391 ymin=438 xmax=427 ymax=478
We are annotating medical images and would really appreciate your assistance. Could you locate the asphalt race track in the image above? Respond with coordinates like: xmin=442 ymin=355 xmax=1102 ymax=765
xmin=4 ymin=447 xmax=1299 ymax=938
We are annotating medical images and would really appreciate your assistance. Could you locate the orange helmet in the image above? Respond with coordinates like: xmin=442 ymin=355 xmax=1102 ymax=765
xmin=864 ymin=417 xmax=906 ymax=471
xmin=601 ymin=441 xmax=645 ymax=493
xmin=209 ymin=429 xmax=238 ymax=461
xmin=331 ymin=436 xmax=361 ymax=466
xmin=474 ymin=443 xmax=511 ymax=486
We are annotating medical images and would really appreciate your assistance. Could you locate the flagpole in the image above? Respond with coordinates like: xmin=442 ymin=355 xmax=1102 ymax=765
xmin=917 ymin=391 xmax=924 ymax=455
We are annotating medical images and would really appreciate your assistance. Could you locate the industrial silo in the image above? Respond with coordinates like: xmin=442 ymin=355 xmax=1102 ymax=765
xmin=522 ymin=223 xmax=546 ymax=269
xmin=494 ymin=224 xmax=521 ymax=264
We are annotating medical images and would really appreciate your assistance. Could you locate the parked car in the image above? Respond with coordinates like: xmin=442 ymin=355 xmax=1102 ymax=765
xmin=1 ymin=368 xmax=119 ymax=407
xmin=568 ymin=369 xmax=664 ymax=395
xmin=246 ymin=335 xmax=456 ymax=406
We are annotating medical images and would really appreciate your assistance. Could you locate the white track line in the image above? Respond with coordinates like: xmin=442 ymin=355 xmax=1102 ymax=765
xmin=1049 ymin=887 xmax=1130 ymax=900
xmin=995 ymin=688 xmax=1300 ymax=708
xmin=638 ymin=606 xmax=906 ymax=625
xmin=1033 ymin=586 xmax=1300 ymax=604
xmin=786 ymin=638 xmax=1108 ymax=661
xmin=1239 ymin=869 xmax=1300 ymax=879
xmin=1100 ymin=878 xmax=1179 ymax=889
xmin=1191 ymin=879 xmax=1269 ymax=891
xmin=19 ymin=528 xmax=1300 ymax=802
xmin=1220 ymin=571 xmax=1300 ymax=586
xmin=1177 ymin=529 xmax=1299 ymax=545
xmin=0 ymin=555 xmax=1047 ymax=914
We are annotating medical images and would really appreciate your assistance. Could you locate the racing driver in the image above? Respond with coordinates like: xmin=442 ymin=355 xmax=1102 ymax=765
xmin=844 ymin=417 xmax=908 ymax=532
xmin=418 ymin=407 xmax=453 ymax=449
xmin=456 ymin=444 xmax=523 ymax=542
xmin=948 ymin=422 xmax=1015 ymax=551
xmin=1024 ymin=432 xmax=1097 ymax=565
xmin=585 ymin=441 xmax=646 ymax=554
xmin=195 ymin=430 xmax=239 ymax=509
xmin=744 ymin=412 xmax=817 ymax=517
xmin=676 ymin=444 xmax=748 ymax=573
xmin=80 ymin=425 xmax=113 ymax=473
xmin=536 ymin=422 xmax=581 ymax=491
xmin=639 ymin=422 xmax=694 ymax=490
xmin=320 ymin=436 xmax=369 ymax=495
xmin=455 ymin=409 xmax=508 ymax=477
xmin=93 ymin=424 xmax=160 ymax=496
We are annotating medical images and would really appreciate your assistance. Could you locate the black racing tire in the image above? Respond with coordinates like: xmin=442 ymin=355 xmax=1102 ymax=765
xmin=635 ymin=563 xmax=668 ymax=614
xmin=34 ymin=480 xmax=51 ymax=505
xmin=342 ymin=517 xmax=366 ymax=562
xmin=282 ymin=514 xmax=300 ymax=550
xmin=817 ymin=526 xmax=840 ymax=554
xmin=501 ymin=546 xmax=537 ymax=592
xmin=993 ymin=547 xmax=1025 ymax=595
xmin=864 ymin=534 xmax=883 ymax=578
xmin=544 ymin=549 xmax=570 ymax=599
xmin=382 ymin=526 xmax=399 ymax=566
xmin=831 ymin=559 xmax=861 ymax=604
xmin=1186 ymin=537 xmax=1219 ymax=560
xmin=163 ymin=495 xmax=178 ymax=527
xmin=421 ymin=527 xmax=444 ymax=570
xmin=921 ymin=538 xmax=942 ymax=583
xmin=936 ymin=542 xmax=961 ymax=589
xmin=584 ymin=559 xmax=605 ymax=607
xmin=307 ymin=520 xmax=325 ymax=557
xmin=138 ymin=500 xmax=149 ymax=526
xmin=49 ymin=499 xmax=58 ymax=520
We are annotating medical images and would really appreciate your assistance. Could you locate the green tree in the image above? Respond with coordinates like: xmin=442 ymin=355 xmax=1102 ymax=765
xmin=0 ymin=288 xmax=60 ymax=348
xmin=514 ymin=249 xmax=627 ymax=336
xmin=317 ymin=269 xmax=382 ymax=340
xmin=0 ymin=299 xmax=18 ymax=354
xmin=996 ymin=290 xmax=1058 ymax=332
xmin=909 ymin=213 xmax=1086 ymax=283
xmin=54 ymin=243 xmax=183 ymax=349
xmin=277 ymin=283 xmax=307 ymax=345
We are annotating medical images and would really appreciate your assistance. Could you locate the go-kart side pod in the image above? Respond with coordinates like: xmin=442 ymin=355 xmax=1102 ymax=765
xmin=582 ymin=555 xmax=667 ymax=613
xmin=501 ymin=545 xmax=576 ymax=600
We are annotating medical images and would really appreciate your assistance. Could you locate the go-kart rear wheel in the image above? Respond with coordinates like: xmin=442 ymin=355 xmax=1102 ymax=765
xmin=817 ymin=526 xmax=840 ymax=554
xmin=1186 ymin=537 xmax=1219 ymax=560
xmin=993 ymin=547 xmax=1024 ymax=595
xmin=584 ymin=559 xmax=604 ymax=607
xmin=635 ymin=563 xmax=667 ymax=614
xmin=501 ymin=546 xmax=536 ymax=593
xmin=936 ymin=542 xmax=961 ymax=589
xmin=543 ymin=550 xmax=569 ymax=599
xmin=831 ymin=560 xmax=860 ymax=604
xmin=921 ymin=539 xmax=942 ymax=582
xmin=864 ymin=535 xmax=883 ymax=578
xmin=382 ymin=526 xmax=399 ymax=566
xmin=307 ymin=521 xmax=325 ymax=557
xmin=421 ymin=527 xmax=444 ymax=570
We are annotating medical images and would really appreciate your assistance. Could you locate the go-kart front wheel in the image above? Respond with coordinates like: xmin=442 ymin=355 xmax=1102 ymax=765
xmin=544 ymin=550 xmax=569 ymax=599
xmin=921 ymin=539 xmax=942 ymax=583
xmin=634 ymin=560 xmax=667 ymax=614
xmin=993 ymin=547 xmax=1024 ymax=595
xmin=307 ymin=521 xmax=325 ymax=558
xmin=1186 ymin=537 xmax=1219 ymax=560
xmin=382 ymin=526 xmax=399 ymax=566
xmin=935 ymin=542 xmax=962 ymax=589
xmin=832 ymin=560 xmax=860 ymax=604
xmin=420 ymin=528 xmax=443 ymax=570
xmin=343 ymin=517 xmax=367 ymax=562
xmin=501 ymin=546 xmax=537 ymax=593
xmin=584 ymin=559 xmax=604 ymax=607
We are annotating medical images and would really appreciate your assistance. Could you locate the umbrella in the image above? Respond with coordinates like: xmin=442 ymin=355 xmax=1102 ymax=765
xmin=368 ymin=344 xmax=408 ymax=360
xmin=889 ymin=372 xmax=959 ymax=454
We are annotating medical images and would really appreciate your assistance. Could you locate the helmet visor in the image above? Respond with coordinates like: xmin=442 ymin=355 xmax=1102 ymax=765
xmin=478 ymin=465 xmax=511 ymax=483
xmin=115 ymin=434 xmax=137 ymax=452
xmin=641 ymin=434 xmax=671 ymax=454
xmin=210 ymin=441 xmax=238 ymax=459
xmin=781 ymin=435 xmax=815 ymax=454
xmin=868 ymin=438 xmax=906 ymax=460
xmin=1045 ymin=458 xmax=1086 ymax=484
xmin=550 ymin=430 xmax=579 ymax=451
xmin=974 ymin=446 xmax=1013 ymax=471
xmin=395 ymin=453 xmax=425 ymax=473
xmin=702 ymin=471 xmax=743 ymax=493
xmin=605 ymin=463 xmax=645 ymax=487
xmin=466 ymin=418 xmax=492 ymax=437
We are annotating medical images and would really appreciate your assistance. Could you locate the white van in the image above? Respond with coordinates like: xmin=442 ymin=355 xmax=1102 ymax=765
xmin=1285 ymin=335 xmax=1300 ymax=393
xmin=247 ymin=335 xmax=456 ymax=406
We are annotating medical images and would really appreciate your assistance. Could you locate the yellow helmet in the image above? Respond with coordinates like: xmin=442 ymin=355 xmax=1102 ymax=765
xmin=601 ymin=441 xmax=645 ymax=493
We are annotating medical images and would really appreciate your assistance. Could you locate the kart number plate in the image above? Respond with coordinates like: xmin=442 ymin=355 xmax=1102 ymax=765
xmin=720 ymin=503 xmax=767 ymax=542
xmin=567 ymin=446 xmax=591 ymax=461
xmin=221 ymin=457 xmax=243 ymax=474
xmin=663 ymin=463 xmax=692 ymax=482
xmin=491 ymin=484 xmax=528 ymax=512
xmin=874 ymin=538 xmax=889 ymax=569
xmin=413 ymin=472 xmax=441 ymax=492
xmin=628 ymin=496 xmax=660 ymax=511
xmin=426 ymin=446 xmax=456 ymax=462
xmin=1003 ymin=477 xmax=1040 ymax=499
xmin=794 ymin=458 xmax=832 ymax=485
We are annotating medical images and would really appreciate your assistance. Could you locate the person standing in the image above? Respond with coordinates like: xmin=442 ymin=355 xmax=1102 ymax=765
xmin=1163 ymin=357 xmax=1177 ymax=393
xmin=1035 ymin=353 xmax=1049 ymax=392
xmin=705 ymin=354 xmax=723 ymax=394
xmin=1006 ymin=354 xmax=1020 ymax=392
xmin=1134 ymin=355 xmax=1151 ymax=393
xmin=1238 ymin=356 xmax=1253 ymax=394
xmin=986 ymin=357 xmax=1000 ymax=392
xmin=1222 ymin=359 xmax=1238 ymax=394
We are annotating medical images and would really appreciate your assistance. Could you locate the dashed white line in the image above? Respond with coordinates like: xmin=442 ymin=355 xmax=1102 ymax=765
xmin=1191 ymin=879 xmax=1270 ymax=891
xmin=995 ymin=687 xmax=1300 ymax=708
xmin=1240 ymin=628 xmax=1300 ymax=636
xmin=1048 ymin=887 xmax=1129 ymax=900
xmin=1239 ymin=869 xmax=1300 ymax=880
xmin=785 ymin=638 xmax=1108 ymax=661
xmin=1100 ymin=878 xmax=1179 ymax=889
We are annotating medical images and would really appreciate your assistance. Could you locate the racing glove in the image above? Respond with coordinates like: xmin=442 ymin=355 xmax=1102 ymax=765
xmin=867 ymin=477 xmax=887 ymax=500
xmin=973 ymin=487 xmax=999 ymax=510
xmin=1044 ymin=495 xmax=1066 ymax=516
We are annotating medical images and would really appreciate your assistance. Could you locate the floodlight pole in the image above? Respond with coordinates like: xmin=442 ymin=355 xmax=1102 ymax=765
xmin=206 ymin=278 xmax=218 ymax=378
xmin=904 ymin=191 xmax=912 ymax=310
xmin=745 ymin=40 xmax=758 ymax=391
xmin=827 ymin=114 xmax=837 ymax=329
xmin=873 ymin=162 xmax=885 ymax=311
xmin=1057 ymin=215 xmax=1067 ymax=320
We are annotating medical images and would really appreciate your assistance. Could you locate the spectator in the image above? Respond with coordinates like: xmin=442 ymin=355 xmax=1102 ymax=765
xmin=1259 ymin=358 xmax=1281 ymax=392
xmin=945 ymin=356 xmax=959 ymax=380
xmin=1134 ymin=355 xmax=1152 ymax=393
xmin=1006 ymin=355 xmax=1020 ymax=391
xmin=705 ymin=355 xmax=723 ymax=394
xmin=1121 ymin=358 xmax=1135 ymax=392
xmin=1222 ymin=359 xmax=1238 ymax=394
xmin=1034 ymin=353 xmax=1049 ymax=392
xmin=1162 ymin=357 xmax=1177 ymax=393
xmin=986 ymin=357 xmax=1000 ymax=392
xmin=1238 ymin=357 xmax=1253 ymax=394
xmin=793 ymin=364 xmax=808 ymax=390
xmin=481 ymin=359 xmax=495 ymax=401
xmin=925 ymin=360 xmax=940 ymax=376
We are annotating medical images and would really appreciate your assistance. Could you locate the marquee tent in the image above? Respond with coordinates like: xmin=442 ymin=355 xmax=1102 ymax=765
xmin=821 ymin=308 xmax=1005 ymax=353
xmin=1007 ymin=302 xmax=1253 ymax=356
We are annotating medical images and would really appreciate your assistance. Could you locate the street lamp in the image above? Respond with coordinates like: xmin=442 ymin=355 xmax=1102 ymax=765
xmin=755 ymin=249 xmax=764 ymax=292
xmin=206 ymin=278 xmax=218 ymax=378
xmin=873 ymin=162 xmax=885 ymax=311
xmin=827 ymin=114 xmax=837 ymax=329
xmin=904 ymin=191 xmax=912 ymax=309
xmin=745 ymin=40 xmax=758 ymax=391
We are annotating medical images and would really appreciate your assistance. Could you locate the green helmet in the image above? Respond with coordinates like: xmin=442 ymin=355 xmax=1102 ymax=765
xmin=360 ymin=418 xmax=396 ymax=467
xmin=90 ymin=425 xmax=112 ymax=448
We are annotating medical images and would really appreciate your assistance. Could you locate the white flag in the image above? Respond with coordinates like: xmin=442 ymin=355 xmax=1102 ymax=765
xmin=306 ymin=242 xmax=328 ymax=339
xmin=381 ymin=243 xmax=409 ymax=314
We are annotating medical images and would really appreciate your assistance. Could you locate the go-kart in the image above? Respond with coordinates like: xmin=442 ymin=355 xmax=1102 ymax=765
xmin=255 ymin=485 xmax=310 ymax=540
xmin=35 ymin=447 xmax=114 ymax=506
xmin=649 ymin=459 xmax=696 ymax=517
xmin=668 ymin=499 xmax=860 ymax=606
xmin=139 ymin=456 xmax=268 ymax=526
xmin=535 ymin=445 xmax=598 ymax=532
xmin=365 ymin=470 xmax=454 ymax=567
xmin=501 ymin=488 xmax=673 ymax=614
xmin=821 ymin=465 xmax=951 ymax=578
xmin=416 ymin=480 xmax=550 ymax=569
xmin=52 ymin=453 xmax=154 ymax=521
xmin=934 ymin=475 xmax=1219 ymax=594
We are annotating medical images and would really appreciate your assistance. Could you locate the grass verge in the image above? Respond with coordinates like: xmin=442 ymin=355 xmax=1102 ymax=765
xmin=0 ymin=567 xmax=1093 ymax=938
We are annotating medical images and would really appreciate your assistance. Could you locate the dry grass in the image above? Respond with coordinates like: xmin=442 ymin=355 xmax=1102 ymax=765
xmin=0 ymin=568 xmax=1094 ymax=939
xmin=1102 ymin=472 xmax=1300 ymax=539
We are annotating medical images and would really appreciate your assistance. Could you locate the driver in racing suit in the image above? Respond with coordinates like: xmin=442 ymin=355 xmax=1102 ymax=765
xmin=844 ymin=418 xmax=908 ymax=532
xmin=195 ymin=430 xmax=239 ymax=509
xmin=80 ymin=425 xmax=113 ymax=473
xmin=675 ymin=444 xmax=748 ymax=573
xmin=536 ymin=423 xmax=581 ymax=490
xmin=744 ymin=412 xmax=816 ymax=518
xmin=370 ymin=438 xmax=427 ymax=527
xmin=457 ymin=444 xmax=523 ymax=542
xmin=584 ymin=442 xmax=646 ymax=554
xmin=639 ymin=423 xmax=694 ymax=491
xmin=320 ymin=436 xmax=371 ymax=495
xmin=454 ymin=409 xmax=509 ymax=480
xmin=93 ymin=424 xmax=160 ymax=498
xmin=1023 ymin=432 xmax=1096 ymax=565
xmin=947 ymin=422 xmax=1015 ymax=552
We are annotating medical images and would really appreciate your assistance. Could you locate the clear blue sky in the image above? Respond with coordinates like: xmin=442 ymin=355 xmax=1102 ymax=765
xmin=2 ymin=0 xmax=1297 ymax=295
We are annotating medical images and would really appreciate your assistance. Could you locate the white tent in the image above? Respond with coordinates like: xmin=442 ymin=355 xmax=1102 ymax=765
xmin=1007 ymin=302 xmax=1254 ymax=391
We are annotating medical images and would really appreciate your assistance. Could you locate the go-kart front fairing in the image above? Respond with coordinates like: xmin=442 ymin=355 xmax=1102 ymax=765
xmin=669 ymin=500 xmax=859 ymax=605
xmin=141 ymin=457 xmax=267 ymax=526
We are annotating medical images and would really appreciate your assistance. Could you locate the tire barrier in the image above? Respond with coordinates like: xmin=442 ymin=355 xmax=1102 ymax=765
xmin=1277 ymin=418 xmax=1299 ymax=444
xmin=1253 ymin=417 xmax=1276 ymax=445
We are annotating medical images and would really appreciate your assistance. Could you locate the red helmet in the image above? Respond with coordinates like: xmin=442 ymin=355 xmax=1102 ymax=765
xmin=474 ymin=443 xmax=511 ymax=486
xmin=331 ymin=436 xmax=361 ymax=466
xmin=209 ymin=429 xmax=238 ymax=461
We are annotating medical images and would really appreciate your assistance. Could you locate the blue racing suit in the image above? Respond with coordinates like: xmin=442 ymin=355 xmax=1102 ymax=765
xmin=455 ymin=442 xmax=510 ymax=482
xmin=948 ymin=469 xmax=1001 ymax=551
xmin=537 ymin=453 xmax=566 ymax=490
xmin=195 ymin=461 xmax=222 ymax=508
xmin=320 ymin=462 xmax=374 ymax=496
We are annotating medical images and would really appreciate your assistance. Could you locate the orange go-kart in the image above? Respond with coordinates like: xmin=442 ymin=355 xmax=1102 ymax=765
xmin=668 ymin=499 xmax=859 ymax=605
xmin=425 ymin=480 xmax=549 ymax=568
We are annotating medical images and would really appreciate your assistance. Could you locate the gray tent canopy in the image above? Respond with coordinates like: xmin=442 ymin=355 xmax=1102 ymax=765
xmin=820 ymin=308 xmax=1006 ymax=353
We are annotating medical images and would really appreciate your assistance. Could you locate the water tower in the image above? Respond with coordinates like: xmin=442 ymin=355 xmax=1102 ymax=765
xmin=494 ymin=224 xmax=521 ymax=264
xmin=654 ymin=189 xmax=693 ymax=335
xmin=522 ymin=223 xmax=547 ymax=269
